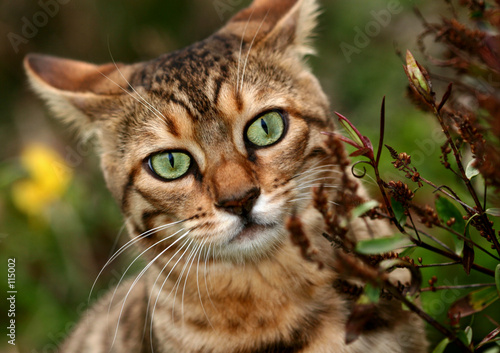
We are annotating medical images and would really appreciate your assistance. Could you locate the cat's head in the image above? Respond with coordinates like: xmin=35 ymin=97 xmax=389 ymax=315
xmin=24 ymin=0 xmax=336 ymax=263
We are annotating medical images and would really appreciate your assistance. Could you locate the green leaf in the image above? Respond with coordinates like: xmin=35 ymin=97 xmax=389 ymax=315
xmin=341 ymin=200 xmax=379 ymax=227
xmin=364 ymin=283 xmax=381 ymax=304
xmin=496 ymin=264 xmax=500 ymax=295
xmin=432 ymin=338 xmax=450 ymax=353
xmin=355 ymin=234 xmax=413 ymax=255
xmin=466 ymin=159 xmax=480 ymax=179
xmin=465 ymin=326 xmax=473 ymax=345
xmin=338 ymin=115 xmax=364 ymax=148
xmin=351 ymin=200 xmax=379 ymax=219
xmin=448 ymin=286 xmax=500 ymax=319
xmin=391 ymin=198 xmax=407 ymax=227
xmin=399 ymin=246 xmax=416 ymax=258
xmin=435 ymin=196 xmax=465 ymax=254
xmin=486 ymin=208 xmax=500 ymax=217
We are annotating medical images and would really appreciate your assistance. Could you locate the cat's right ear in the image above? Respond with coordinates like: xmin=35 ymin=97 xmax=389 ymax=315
xmin=221 ymin=0 xmax=320 ymax=59
xmin=24 ymin=54 xmax=137 ymax=135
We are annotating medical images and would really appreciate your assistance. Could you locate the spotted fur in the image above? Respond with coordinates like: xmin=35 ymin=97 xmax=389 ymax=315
xmin=25 ymin=0 xmax=427 ymax=352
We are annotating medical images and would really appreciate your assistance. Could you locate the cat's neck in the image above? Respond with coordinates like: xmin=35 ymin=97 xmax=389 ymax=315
xmin=143 ymin=234 xmax=341 ymax=352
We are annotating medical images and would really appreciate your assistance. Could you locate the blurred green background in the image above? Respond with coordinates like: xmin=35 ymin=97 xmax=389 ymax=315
xmin=0 ymin=0 xmax=499 ymax=352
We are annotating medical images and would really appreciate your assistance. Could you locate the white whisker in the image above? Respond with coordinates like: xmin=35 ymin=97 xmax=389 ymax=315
xmin=196 ymin=239 xmax=214 ymax=329
xmin=149 ymin=237 xmax=193 ymax=353
xmin=89 ymin=219 xmax=186 ymax=303
xmin=236 ymin=7 xmax=255 ymax=93
xmin=181 ymin=241 xmax=204 ymax=326
xmin=111 ymin=229 xmax=189 ymax=349
xmin=239 ymin=9 xmax=270 ymax=93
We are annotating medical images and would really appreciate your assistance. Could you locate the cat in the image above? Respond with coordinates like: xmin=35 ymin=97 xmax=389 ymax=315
xmin=24 ymin=0 xmax=428 ymax=352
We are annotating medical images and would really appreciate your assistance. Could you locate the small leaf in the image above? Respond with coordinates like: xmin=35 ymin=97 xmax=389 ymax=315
xmin=457 ymin=330 xmax=470 ymax=347
xmin=351 ymin=200 xmax=379 ymax=220
xmin=391 ymin=198 xmax=407 ymax=227
xmin=406 ymin=50 xmax=430 ymax=93
xmin=466 ymin=159 xmax=480 ymax=179
xmin=336 ymin=112 xmax=365 ymax=148
xmin=355 ymin=234 xmax=413 ymax=255
xmin=435 ymin=196 xmax=465 ymax=254
xmin=448 ymin=286 xmax=500 ymax=320
xmin=364 ymin=283 xmax=381 ymax=304
xmin=432 ymin=338 xmax=450 ymax=353
xmin=465 ymin=326 xmax=473 ymax=345
xmin=399 ymin=246 xmax=416 ymax=258
xmin=495 ymin=264 xmax=500 ymax=295
xmin=486 ymin=208 xmax=500 ymax=217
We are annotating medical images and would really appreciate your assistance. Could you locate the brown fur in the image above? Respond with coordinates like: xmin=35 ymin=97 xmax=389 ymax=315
xmin=24 ymin=0 xmax=428 ymax=352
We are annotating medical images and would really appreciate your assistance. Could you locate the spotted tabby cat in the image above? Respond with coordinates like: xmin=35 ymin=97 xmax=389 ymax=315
xmin=24 ymin=0 xmax=427 ymax=352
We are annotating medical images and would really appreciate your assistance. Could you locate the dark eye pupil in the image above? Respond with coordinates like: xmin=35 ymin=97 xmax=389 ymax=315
xmin=168 ymin=153 xmax=175 ymax=168
xmin=261 ymin=119 xmax=269 ymax=135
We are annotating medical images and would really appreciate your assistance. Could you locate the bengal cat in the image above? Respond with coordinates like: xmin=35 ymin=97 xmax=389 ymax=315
xmin=24 ymin=0 xmax=427 ymax=352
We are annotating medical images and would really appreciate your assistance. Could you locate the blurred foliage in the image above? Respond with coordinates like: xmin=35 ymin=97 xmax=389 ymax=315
xmin=0 ymin=0 xmax=498 ymax=352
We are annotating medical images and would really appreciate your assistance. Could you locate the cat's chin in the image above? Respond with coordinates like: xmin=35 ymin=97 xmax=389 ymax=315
xmin=217 ymin=222 xmax=286 ymax=263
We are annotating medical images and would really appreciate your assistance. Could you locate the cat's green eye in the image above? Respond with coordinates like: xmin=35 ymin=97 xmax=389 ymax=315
xmin=246 ymin=111 xmax=285 ymax=147
xmin=149 ymin=152 xmax=191 ymax=180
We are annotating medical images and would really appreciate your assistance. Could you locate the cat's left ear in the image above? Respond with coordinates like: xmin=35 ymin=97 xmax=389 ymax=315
xmin=24 ymin=54 xmax=139 ymax=137
xmin=221 ymin=0 xmax=320 ymax=58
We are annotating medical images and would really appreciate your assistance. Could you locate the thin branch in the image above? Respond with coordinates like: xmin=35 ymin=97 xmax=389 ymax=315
xmin=421 ymin=283 xmax=496 ymax=292
xmin=417 ymin=261 xmax=461 ymax=268
xmin=384 ymin=278 xmax=473 ymax=352
xmin=436 ymin=224 xmax=500 ymax=262
xmin=404 ymin=225 xmax=455 ymax=254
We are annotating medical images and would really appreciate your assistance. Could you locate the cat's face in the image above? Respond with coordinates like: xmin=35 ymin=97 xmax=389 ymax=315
xmin=25 ymin=0 xmax=334 ymax=262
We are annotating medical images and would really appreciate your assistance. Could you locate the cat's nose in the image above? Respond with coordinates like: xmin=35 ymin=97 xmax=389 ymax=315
xmin=216 ymin=187 xmax=260 ymax=217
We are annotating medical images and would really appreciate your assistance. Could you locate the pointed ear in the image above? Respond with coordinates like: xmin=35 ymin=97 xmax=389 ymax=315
xmin=221 ymin=0 xmax=320 ymax=58
xmin=24 ymin=54 xmax=137 ymax=136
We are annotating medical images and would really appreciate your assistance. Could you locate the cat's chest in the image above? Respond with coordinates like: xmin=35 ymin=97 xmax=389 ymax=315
xmin=145 ymin=248 xmax=342 ymax=353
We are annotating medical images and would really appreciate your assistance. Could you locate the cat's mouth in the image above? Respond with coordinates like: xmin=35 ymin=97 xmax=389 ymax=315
xmin=234 ymin=222 xmax=268 ymax=241
xmin=230 ymin=220 xmax=281 ymax=243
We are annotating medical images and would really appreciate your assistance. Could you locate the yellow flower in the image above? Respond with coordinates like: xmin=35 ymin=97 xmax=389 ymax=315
xmin=11 ymin=144 xmax=73 ymax=217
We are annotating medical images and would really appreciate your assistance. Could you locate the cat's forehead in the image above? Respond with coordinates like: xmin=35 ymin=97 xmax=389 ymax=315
xmin=136 ymin=35 xmax=239 ymax=95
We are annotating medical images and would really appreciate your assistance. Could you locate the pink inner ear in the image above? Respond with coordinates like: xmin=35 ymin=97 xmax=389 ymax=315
xmin=25 ymin=54 xmax=126 ymax=94
xmin=228 ymin=0 xmax=299 ymax=39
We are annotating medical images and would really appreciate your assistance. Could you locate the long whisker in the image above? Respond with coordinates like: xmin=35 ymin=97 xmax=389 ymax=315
xmin=108 ymin=227 xmax=187 ymax=316
xmin=106 ymin=42 xmax=168 ymax=120
xmin=196 ymin=239 xmax=214 ymax=329
xmin=149 ymin=238 xmax=194 ymax=352
xmin=204 ymin=243 xmax=216 ymax=310
xmin=172 ymin=240 xmax=200 ymax=325
xmin=291 ymin=162 xmax=338 ymax=178
xmin=239 ymin=9 xmax=270 ymax=93
xmin=181 ymin=241 xmax=205 ymax=326
xmin=236 ymin=7 xmax=255 ymax=93
xmin=145 ymin=236 xmax=192 ymax=345
xmin=89 ymin=219 xmax=187 ymax=302
xmin=111 ymin=230 xmax=189 ymax=349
